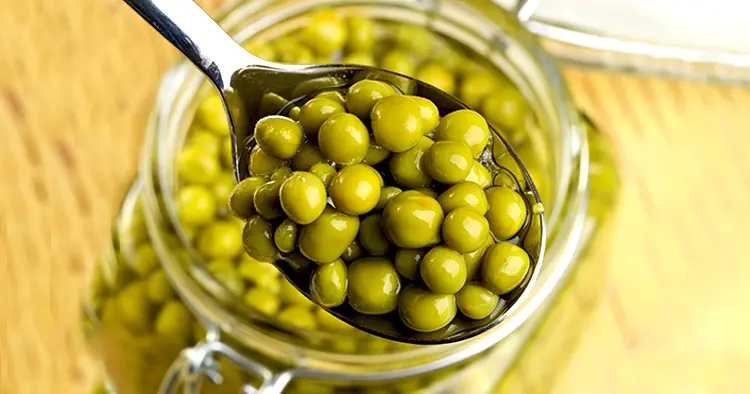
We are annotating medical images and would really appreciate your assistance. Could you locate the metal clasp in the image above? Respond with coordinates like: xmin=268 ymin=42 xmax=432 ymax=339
xmin=513 ymin=0 xmax=541 ymax=22
xmin=159 ymin=330 xmax=293 ymax=394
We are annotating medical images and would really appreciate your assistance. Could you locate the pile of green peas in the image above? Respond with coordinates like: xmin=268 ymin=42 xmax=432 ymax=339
xmin=232 ymin=74 xmax=536 ymax=332
xmin=88 ymin=8 xmax=546 ymax=394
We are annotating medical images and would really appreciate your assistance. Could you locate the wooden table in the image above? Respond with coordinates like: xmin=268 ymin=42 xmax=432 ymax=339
xmin=2 ymin=1 xmax=749 ymax=393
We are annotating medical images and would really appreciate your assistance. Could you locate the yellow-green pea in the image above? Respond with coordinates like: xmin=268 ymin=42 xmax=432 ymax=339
xmin=375 ymin=186 xmax=402 ymax=210
xmin=146 ymin=270 xmax=175 ymax=303
xmin=155 ymin=301 xmax=193 ymax=346
xmin=241 ymin=216 xmax=279 ymax=262
xmin=248 ymin=145 xmax=285 ymax=177
xmin=278 ymin=305 xmax=317 ymax=330
xmin=129 ymin=244 xmax=158 ymax=277
xmin=311 ymin=259 xmax=348 ymax=307
xmin=380 ymin=51 xmax=414 ymax=76
xmin=481 ymin=242 xmax=530 ymax=295
xmin=195 ymin=92 xmax=230 ymax=136
xmin=244 ymin=287 xmax=281 ymax=316
xmin=274 ymin=219 xmax=298 ymax=254
xmin=309 ymin=162 xmax=337 ymax=187
xmin=346 ymin=16 xmax=375 ymax=52
xmin=394 ymin=248 xmax=425 ymax=280
xmin=301 ymin=9 xmax=347 ymax=55
xmin=416 ymin=63 xmax=455 ymax=95
xmin=177 ymin=146 xmax=221 ymax=185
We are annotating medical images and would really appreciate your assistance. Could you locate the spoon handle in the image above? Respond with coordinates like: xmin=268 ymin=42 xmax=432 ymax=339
xmin=123 ymin=0 xmax=259 ymax=87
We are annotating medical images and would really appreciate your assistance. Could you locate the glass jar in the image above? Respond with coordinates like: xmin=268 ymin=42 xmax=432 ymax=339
xmin=82 ymin=1 xmax=621 ymax=393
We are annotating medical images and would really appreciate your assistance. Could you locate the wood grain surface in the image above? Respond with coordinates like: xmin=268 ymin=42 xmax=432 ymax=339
xmin=2 ymin=1 xmax=750 ymax=393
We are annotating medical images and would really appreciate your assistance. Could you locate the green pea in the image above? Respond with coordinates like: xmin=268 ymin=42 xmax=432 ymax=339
xmin=371 ymin=95 xmax=423 ymax=153
xmin=382 ymin=191 xmax=443 ymax=248
xmin=481 ymin=242 xmax=530 ymax=295
xmin=129 ymin=244 xmax=158 ymax=277
xmin=380 ymin=51 xmax=414 ymax=76
xmin=270 ymin=166 xmax=293 ymax=181
xmin=342 ymin=52 xmax=376 ymax=66
xmin=485 ymin=186 xmax=527 ymax=240
xmin=441 ymin=207 xmax=491 ymax=253
xmin=358 ymin=214 xmax=391 ymax=256
xmin=254 ymin=116 xmax=303 ymax=160
xmin=244 ymin=41 xmax=276 ymax=61
xmin=420 ymin=246 xmax=467 ymax=295
xmin=195 ymin=92 xmax=230 ymax=136
xmin=346 ymin=16 xmax=375 ymax=52
xmin=207 ymin=260 xmax=246 ymax=296
xmin=423 ymin=141 xmax=473 ymax=184
xmin=389 ymin=136 xmax=434 ymax=189
xmin=416 ymin=63 xmax=455 ymax=95
xmin=318 ymin=113 xmax=370 ymax=165
xmin=146 ymin=270 xmax=175 ymax=303
xmin=462 ymin=235 xmax=494 ymax=279
xmin=274 ymin=219 xmax=299 ymax=253
xmin=301 ymin=9 xmax=347 ymax=55
xmin=392 ymin=25 xmax=433 ymax=55
xmin=299 ymin=98 xmax=346 ymax=137
xmin=177 ymin=146 xmax=221 ymax=185
xmin=279 ymin=172 xmax=328 ymax=225
xmin=458 ymin=72 xmax=497 ymax=109
xmin=481 ymin=84 xmax=527 ymax=130
xmin=345 ymin=80 xmax=396 ymax=121
xmin=238 ymin=257 xmax=280 ymax=292
xmin=278 ymin=305 xmax=318 ymax=330
xmin=116 ymin=282 xmax=152 ymax=334
xmin=375 ymin=186 xmax=402 ymax=211
xmin=311 ymin=259 xmax=348 ymax=307
xmin=407 ymin=96 xmax=440 ymax=135
xmin=434 ymin=109 xmax=490 ymax=157
xmin=363 ymin=140 xmax=391 ymax=166
xmin=464 ymin=160 xmax=492 ymax=188
xmin=291 ymin=142 xmax=327 ymax=171
xmin=347 ymin=258 xmax=401 ymax=315
xmin=228 ymin=176 xmax=266 ymax=219
xmin=244 ymin=287 xmax=281 ymax=316
xmin=394 ymin=248 xmax=425 ymax=280
xmin=299 ymin=207 xmax=360 ymax=264
xmin=288 ymin=106 xmax=301 ymax=121
xmin=253 ymin=179 xmax=284 ymax=221
xmin=155 ymin=302 xmax=192 ymax=343
xmin=398 ymin=285 xmax=456 ymax=332
xmin=456 ymin=283 xmax=499 ymax=320
xmin=186 ymin=128 xmax=221 ymax=156
xmin=241 ymin=216 xmax=278 ymax=262
xmin=341 ymin=240 xmax=364 ymax=263
xmin=248 ymin=145 xmax=285 ymax=177
xmin=309 ymin=162 xmax=337 ymax=187
xmin=438 ymin=181 xmax=489 ymax=215
xmin=259 ymin=92 xmax=290 ymax=118
xmin=328 ymin=164 xmax=382 ymax=215
xmin=221 ymin=137 xmax=234 ymax=168
xmin=212 ymin=173 xmax=237 ymax=205
xmin=315 ymin=90 xmax=346 ymax=106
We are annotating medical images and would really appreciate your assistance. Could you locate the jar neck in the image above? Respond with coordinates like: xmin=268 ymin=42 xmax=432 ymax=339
xmin=138 ymin=0 xmax=589 ymax=380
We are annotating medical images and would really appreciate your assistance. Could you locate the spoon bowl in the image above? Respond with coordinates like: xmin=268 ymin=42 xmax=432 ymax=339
xmin=126 ymin=0 xmax=545 ymax=345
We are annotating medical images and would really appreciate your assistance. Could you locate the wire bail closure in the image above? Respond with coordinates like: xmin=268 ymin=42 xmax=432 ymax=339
xmin=158 ymin=329 xmax=294 ymax=394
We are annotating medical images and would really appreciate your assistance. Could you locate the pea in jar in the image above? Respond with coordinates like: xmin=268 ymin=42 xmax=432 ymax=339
xmin=82 ymin=1 xmax=620 ymax=393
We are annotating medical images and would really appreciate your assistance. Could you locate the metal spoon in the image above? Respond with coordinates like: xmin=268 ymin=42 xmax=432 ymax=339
xmin=125 ymin=0 xmax=545 ymax=345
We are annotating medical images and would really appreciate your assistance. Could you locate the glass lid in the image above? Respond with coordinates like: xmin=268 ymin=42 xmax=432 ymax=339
xmin=498 ymin=0 xmax=750 ymax=84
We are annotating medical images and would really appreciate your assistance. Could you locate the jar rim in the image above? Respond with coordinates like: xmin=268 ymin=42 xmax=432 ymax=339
xmin=139 ymin=0 xmax=590 ymax=381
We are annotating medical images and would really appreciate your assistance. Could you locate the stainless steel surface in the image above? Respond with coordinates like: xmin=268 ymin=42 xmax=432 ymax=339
xmin=123 ymin=0 xmax=545 ymax=346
